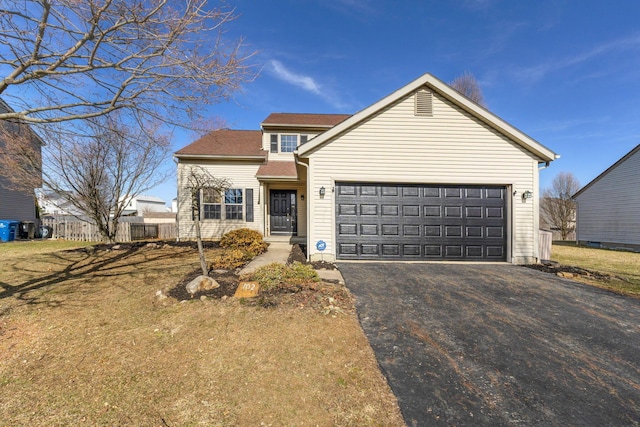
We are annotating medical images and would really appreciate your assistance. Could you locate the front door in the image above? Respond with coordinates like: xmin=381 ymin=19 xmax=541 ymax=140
xmin=270 ymin=190 xmax=297 ymax=234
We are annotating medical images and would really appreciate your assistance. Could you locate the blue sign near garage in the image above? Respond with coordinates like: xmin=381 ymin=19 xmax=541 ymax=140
xmin=316 ymin=240 xmax=327 ymax=251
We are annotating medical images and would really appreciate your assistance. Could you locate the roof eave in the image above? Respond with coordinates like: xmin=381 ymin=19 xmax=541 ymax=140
xmin=174 ymin=154 xmax=266 ymax=161
xmin=573 ymin=144 xmax=640 ymax=199
xmin=256 ymin=176 xmax=299 ymax=181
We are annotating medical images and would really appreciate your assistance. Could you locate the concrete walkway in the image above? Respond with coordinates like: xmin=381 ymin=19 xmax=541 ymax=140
xmin=238 ymin=241 xmax=345 ymax=284
xmin=239 ymin=241 xmax=292 ymax=275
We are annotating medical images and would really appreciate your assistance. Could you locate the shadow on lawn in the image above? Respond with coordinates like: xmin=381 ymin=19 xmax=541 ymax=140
xmin=0 ymin=246 xmax=187 ymax=306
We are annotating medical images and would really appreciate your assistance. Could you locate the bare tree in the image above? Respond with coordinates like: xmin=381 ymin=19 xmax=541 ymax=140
xmin=540 ymin=172 xmax=581 ymax=240
xmin=450 ymin=71 xmax=485 ymax=106
xmin=1 ymin=114 xmax=172 ymax=242
xmin=0 ymin=0 xmax=255 ymax=125
xmin=185 ymin=166 xmax=231 ymax=276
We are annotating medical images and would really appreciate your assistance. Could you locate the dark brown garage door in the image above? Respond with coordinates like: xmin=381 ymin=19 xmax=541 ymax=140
xmin=335 ymin=183 xmax=507 ymax=261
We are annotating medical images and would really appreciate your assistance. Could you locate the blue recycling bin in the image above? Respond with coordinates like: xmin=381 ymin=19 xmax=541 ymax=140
xmin=0 ymin=220 xmax=20 ymax=242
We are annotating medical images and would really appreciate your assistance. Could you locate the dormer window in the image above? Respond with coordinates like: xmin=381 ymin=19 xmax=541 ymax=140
xmin=280 ymin=135 xmax=298 ymax=152
xmin=269 ymin=133 xmax=305 ymax=153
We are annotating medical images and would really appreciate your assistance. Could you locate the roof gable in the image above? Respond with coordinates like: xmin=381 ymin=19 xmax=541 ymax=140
xmin=297 ymin=73 xmax=558 ymax=162
xmin=573 ymin=144 xmax=640 ymax=199
xmin=174 ymin=129 xmax=265 ymax=159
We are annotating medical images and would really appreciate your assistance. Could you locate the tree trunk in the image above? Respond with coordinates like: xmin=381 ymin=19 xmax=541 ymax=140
xmin=194 ymin=215 xmax=208 ymax=276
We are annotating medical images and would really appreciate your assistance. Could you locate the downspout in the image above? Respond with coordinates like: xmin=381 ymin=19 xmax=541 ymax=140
xmin=535 ymin=160 xmax=552 ymax=262
xmin=173 ymin=156 xmax=180 ymax=242
xmin=295 ymin=154 xmax=310 ymax=261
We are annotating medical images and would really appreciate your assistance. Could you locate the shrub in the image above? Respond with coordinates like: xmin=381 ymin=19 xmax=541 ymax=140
xmin=209 ymin=248 xmax=248 ymax=270
xmin=219 ymin=228 xmax=268 ymax=257
xmin=246 ymin=262 xmax=320 ymax=292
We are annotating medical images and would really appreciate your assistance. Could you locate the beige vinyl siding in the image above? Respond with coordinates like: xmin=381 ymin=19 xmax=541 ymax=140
xmin=177 ymin=160 xmax=263 ymax=239
xmin=307 ymin=89 xmax=540 ymax=264
xmin=575 ymin=149 xmax=640 ymax=247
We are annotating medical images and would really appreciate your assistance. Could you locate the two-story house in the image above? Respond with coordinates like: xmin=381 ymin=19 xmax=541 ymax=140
xmin=175 ymin=73 xmax=558 ymax=264
xmin=0 ymin=99 xmax=42 ymax=222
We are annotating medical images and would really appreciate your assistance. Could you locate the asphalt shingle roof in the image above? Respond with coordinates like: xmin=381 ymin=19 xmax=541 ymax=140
xmin=174 ymin=129 xmax=266 ymax=158
xmin=262 ymin=113 xmax=351 ymax=127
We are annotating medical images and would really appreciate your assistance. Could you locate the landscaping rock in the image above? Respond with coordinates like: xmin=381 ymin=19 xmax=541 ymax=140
xmin=185 ymin=275 xmax=220 ymax=297
xmin=557 ymin=272 xmax=575 ymax=278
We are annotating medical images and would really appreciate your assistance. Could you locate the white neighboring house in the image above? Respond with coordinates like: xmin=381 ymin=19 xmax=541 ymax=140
xmin=175 ymin=72 xmax=559 ymax=264
xmin=143 ymin=211 xmax=176 ymax=224
xmin=573 ymin=144 xmax=640 ymax=251
xmin=122 ymin=195 xmax=168 ymax=216
xmin=37 ymin=190 xmax=85 ymax=216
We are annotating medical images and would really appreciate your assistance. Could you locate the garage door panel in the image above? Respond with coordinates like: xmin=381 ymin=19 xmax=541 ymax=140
xmin=336 ymin=183 xmax=507 ymax=261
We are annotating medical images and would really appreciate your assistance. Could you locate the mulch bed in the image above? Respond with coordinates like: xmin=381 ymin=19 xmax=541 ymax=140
xmin=165 ymin=243 xmax=353 ymax=312
xmin=525 ymin=262 xmax=619 ymax=281
xmin=288 ymin=243 xmax=338 ymax=270
xmin=65 ymin=239 xmax=353 ymax=311
xmin=168 ymin=269 xmax=240 ymax=301
xmin=66 ymin=240 xmax=220 ymax=253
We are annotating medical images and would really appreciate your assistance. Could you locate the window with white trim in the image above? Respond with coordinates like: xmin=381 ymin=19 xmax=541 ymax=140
xmin=202 ymin=188 xmax=221 ymax=219
xmin=224 ymin=188 xmax=243 ymax=220
xmin=280 ymin=135 xmax=298 ymax=152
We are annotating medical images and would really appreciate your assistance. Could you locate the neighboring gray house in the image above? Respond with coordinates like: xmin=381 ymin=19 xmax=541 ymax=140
xmin=573 ymin=144 xmax=640 ymax=251
xmin=0 ymin=99 xmax=41 ymax=222
xmin=175 ymin=73 xmax=558 ymax=264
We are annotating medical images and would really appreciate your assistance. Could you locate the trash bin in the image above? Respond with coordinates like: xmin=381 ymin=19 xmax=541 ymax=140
xmin=39 ymin=225 xmax=53 ymax=239
xmin=0 ymin=220 xmax=20 ymax=242
xmin=19 ymin=221 xmax=36 ymax=239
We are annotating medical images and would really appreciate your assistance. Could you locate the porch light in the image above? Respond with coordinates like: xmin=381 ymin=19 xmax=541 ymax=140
xmin=522 ymin=190 xmax=533 ymax=200
xmin=319 ymin=186 xmax=326 ymax=197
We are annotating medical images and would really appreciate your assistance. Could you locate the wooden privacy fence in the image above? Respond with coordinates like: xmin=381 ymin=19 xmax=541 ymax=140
xmin=41 ymin=217 xmax=177 ymax=242
xmin=539 ymin=229 xmax=553 ymax=261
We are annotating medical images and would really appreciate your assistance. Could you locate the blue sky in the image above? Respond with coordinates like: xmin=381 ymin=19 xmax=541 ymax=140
xmin=154 ymin=0 xmax=640 ymax=205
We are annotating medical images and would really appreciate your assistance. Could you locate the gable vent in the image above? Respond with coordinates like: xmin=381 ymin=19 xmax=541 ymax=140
xmin=415 ymin=90 xmax=433 ymax=117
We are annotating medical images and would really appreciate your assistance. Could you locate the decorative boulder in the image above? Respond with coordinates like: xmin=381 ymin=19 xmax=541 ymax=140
xmin=185 ymin=275 xmax=220 ymax=297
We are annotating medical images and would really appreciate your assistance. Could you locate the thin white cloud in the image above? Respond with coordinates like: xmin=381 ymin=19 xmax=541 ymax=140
xmin=512 ymin=33 xmax=640 ymax=83
xmin=269 ymin=60 xmax=321 ymax=95
xmin=267 ymin=60 xmax=351 ymax=110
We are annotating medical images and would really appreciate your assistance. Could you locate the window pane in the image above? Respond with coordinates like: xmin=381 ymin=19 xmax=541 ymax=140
xmin=203 ymin=188 xmax=220 ymax=203
xmin=280 ymin=135 xmax=297 ymax=152
xmin=223 ymin=188 xmax=243 ymax=220
xmin=203 ymin=204 xmax=221 ymax=219
xmin=225 ymin=205 xmax=243 ymax=220
xmin=225 ymin=189 xmax=243 ymax=204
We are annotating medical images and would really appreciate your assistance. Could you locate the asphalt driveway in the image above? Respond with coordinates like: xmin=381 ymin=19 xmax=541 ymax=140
xmin=338 ymin=263 xmax=640 ymax=427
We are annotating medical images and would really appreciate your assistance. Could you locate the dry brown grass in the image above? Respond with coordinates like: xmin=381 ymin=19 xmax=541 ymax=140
xmin=0 ymin=242 xmax=403 ymax=426
xmin=551 ymin=243 xmax=640 ymax=297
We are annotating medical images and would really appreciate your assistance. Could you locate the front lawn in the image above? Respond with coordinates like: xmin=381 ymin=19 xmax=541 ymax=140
xmin=0 ymin=241 xmax=403 ymax=426
xmin=550 ymin=243 xmax=640 ymax=297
